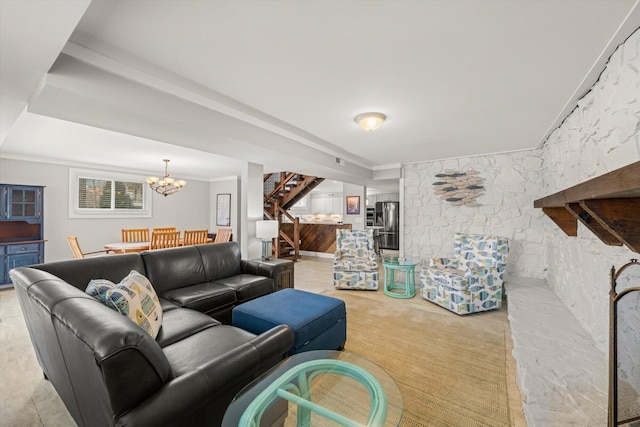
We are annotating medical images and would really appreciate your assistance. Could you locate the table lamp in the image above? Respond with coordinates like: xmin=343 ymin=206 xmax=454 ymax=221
xmin=256 ymin=220 xmax=278 ymax=261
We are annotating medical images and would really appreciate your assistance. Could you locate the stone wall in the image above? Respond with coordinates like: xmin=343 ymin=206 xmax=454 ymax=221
xmin=403 ymin=149 xmax=546 ymax=279
xmin=540 ymin=28 xmax=640 ymax=353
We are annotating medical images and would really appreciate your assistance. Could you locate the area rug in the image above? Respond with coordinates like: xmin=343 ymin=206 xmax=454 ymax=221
xmin=294 ymin=259 xmax=515 ymax=426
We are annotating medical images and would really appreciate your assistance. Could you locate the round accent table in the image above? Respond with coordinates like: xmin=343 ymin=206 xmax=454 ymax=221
xmin=382 ymin=257 xmax=421 ymax=299
xmin=222 ymin=350 xmax=403 ymax=426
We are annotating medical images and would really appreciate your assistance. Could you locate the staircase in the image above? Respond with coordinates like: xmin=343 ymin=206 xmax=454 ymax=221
xmin=263 ymin=172 xmax=325 ymax=260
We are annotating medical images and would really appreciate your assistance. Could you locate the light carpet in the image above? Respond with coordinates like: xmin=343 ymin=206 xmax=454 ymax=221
xmin=294 ymin=256 xmax=524 ymax=426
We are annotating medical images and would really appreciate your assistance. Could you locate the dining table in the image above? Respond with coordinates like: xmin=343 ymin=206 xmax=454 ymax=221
xmin=104 ymin=241 xmax=151 ymax=254
xmin=104 ymin=238 xmax=214 ymax=254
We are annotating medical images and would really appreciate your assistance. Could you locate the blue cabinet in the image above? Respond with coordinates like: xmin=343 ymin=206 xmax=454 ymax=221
xmin=1 ymin=185 xmax=42 ymax=221
xmin=1 ymin=184 xmax=45 ymax=286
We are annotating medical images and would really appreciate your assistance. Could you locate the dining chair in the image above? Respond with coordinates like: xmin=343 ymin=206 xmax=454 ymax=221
xmin=149 ymin=231 xmax=181 ymax=250
xmin=66 ymin=236 xmax=112 ymax=259
xmin=152 ymin=227 xmax=177 ymax=233
xmin=213 ymin=228 xmax=232 ymax=243
xmin=121 ymin=228 xmax=150 ymax=243
xmin=183 ymin=229 xmax=209 ymax=246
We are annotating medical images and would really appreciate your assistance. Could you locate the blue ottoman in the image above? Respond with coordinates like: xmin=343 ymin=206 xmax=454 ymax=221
xmin=232 ymin=289 xmax=346 ymax=355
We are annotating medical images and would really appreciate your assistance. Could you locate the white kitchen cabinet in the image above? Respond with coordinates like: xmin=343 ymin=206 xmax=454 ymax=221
xmin=373 ymin=193 xmax=399 ymax=202
xmin=332 ymin=197 xmax=343 ymax=214
xmin=310 ymin=193 xmax=343 ymax=214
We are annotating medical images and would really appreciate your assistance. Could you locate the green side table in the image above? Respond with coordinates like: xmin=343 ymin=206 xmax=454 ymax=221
xmin=382 ymin=257 xmax=421 ymax=299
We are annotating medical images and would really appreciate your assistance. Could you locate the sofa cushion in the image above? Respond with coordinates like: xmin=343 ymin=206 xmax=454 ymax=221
xmin=162 ymin=282 xmax=236 ymax=316
xmin=197 ymin=242 xmax=242 ymax=281
xmin=141 ymin=246 xmax=206 ymax=294
xmin=155 ymin=308 xmax=220 ymax=348
xmin=159 ymin=297 xmax=180 ymax=312
xmin=33 ymin=253 xmax=146 ymax=292
xmin=214 ymin=274 xmax=275 ymax=303
xmin=162 ymin=325 xmax=258 ymax=377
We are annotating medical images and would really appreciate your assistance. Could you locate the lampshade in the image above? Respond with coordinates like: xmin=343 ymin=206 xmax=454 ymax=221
xmin=354 ymin=112 xmax=386 ymax=131
xmin=256 ymin=220 xmax=279 ymax=239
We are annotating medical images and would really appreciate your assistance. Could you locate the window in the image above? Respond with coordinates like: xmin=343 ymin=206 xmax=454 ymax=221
xmin=69 ymin=168 xmax=152 ymax=218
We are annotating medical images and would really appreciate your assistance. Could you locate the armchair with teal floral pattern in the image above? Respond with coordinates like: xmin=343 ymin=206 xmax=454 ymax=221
xmin=333 ymin=229 xmax=379 ymax=290
xmin=419 ymin=233 xmax=509 ymax=315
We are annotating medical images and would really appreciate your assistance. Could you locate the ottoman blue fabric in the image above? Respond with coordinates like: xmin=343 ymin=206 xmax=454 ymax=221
xmin=232 ymin=289 xmax=346 ymax=355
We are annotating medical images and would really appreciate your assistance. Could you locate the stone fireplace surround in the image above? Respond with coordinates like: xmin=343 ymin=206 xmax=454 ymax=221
xmin=403 ymin=28 xmax=639 ymax=425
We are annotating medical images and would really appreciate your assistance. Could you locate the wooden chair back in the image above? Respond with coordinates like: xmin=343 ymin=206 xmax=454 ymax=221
xmin=150 ymin=231 xmax=181 ymax=250
xmin=153 ymin=227 xmax=177 ymax=233
xmin=66 ymin=236 xmax=110 ymax=259
xmin=183 ymin=229 xmax=209 ymax=246
xmin=213 ymin=228 xmax=232 ymax=243
xmin=66 ymin=236 xmax=85 ymax=259
xmin=121 ymin=228 xmax=150 ymax=243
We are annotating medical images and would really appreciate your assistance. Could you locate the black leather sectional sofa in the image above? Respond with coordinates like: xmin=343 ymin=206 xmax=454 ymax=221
xmin=10 ymin=242 xmax=295 ymax=427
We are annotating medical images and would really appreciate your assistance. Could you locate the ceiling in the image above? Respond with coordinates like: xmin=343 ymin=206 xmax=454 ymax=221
xmin=1 ymin=0 xmax=639 ymax=191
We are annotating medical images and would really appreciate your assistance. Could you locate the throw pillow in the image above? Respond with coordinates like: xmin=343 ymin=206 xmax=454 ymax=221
xmin=86 ymin=278 xmax=115 ymax=302
xmin=85 ymin=271 xmax=163 ymax=338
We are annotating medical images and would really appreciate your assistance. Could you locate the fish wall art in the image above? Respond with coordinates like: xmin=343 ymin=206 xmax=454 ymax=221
xmin=432 ymin=170 xmax=485 ymax=206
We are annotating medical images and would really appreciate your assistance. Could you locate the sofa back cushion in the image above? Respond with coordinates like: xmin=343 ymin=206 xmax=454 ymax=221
xmin=32 ymin=253 xmax=146 ymax=291
xmin=197 ymin=242 xmax=242 ymax=281
xmin=141 ymin=246 xmax=206 ymax=294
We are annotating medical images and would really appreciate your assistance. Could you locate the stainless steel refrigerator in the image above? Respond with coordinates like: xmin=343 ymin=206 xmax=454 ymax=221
xmin=375 ymin=201 xmax=399 ymax=250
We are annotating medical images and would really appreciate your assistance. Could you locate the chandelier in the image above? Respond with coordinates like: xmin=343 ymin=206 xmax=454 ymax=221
xmin=146 ymin=159 xmax=187 ymax=196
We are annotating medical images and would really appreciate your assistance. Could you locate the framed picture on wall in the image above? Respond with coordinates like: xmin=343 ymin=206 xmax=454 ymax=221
xmin=346 ymin=196 xmax=360 ymax=215
xmin=216 ymin=193 xmax=231 ymax=226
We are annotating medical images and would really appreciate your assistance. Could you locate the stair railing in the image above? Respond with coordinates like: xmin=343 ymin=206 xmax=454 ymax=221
xmin=273 ymin=201 xmax=299 ymax=260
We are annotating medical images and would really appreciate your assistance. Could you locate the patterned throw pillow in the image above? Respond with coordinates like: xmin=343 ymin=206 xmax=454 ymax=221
xmin=86 ymin=278 xmax=116 ymax=302
xmin=85 ymin=270 xmax=163 ymax=338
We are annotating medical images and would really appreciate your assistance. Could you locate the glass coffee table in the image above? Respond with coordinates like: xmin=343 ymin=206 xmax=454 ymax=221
xmin=382 ymin=257 xmax=421 ymax=299
xmin=222 ymin=350 xmax=403 ymax=426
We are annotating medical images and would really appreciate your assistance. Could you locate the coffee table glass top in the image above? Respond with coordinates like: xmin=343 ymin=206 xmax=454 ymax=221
xmin=223 ymin=350 xmax=403 ymax=426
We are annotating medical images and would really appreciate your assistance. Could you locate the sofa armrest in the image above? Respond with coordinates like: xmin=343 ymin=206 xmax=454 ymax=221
xmin=116 ymin=325 xmax=294 ymax=426
xmin=240 ymin=259 xmax=283 ymax=290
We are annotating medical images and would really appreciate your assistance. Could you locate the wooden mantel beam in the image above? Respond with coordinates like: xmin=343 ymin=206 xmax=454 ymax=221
xmin=534 ymin=162 xmax=640 ymax=254
xmin=534 ymin=161 xmax=640 ymax=208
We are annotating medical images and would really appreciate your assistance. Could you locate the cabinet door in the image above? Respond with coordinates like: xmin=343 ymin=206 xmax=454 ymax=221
xmin=7 ymin=252 xmax=40 ymax=272
xmin=332 ymin=197 xmax=343 ymax=215
xmin=0 ymin=254 xmax=6 ymax=284
xmin=311 ymin=197 xmax=331 ymax=214
xmin=6 ymin=186 xmax=42 ymax=221
xmin=0 ymin=186 xmax=7 ymax=220
xmin=4 ymin=252 xmax=40 ymax=285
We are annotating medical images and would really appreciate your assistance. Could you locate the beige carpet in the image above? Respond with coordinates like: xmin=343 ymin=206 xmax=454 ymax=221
xmin=294 ymin=256 xmax=524 ymax=426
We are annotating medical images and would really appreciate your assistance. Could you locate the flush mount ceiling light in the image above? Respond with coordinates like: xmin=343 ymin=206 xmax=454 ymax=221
xmin=354 ymin=112 xmax=386 ymax=131
xmin=146 ymin=159 xmax=187 ymax=196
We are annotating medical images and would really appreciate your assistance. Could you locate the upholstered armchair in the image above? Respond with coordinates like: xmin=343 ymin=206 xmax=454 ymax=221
xmin=333 ymin=229 xmax=379 ymax=290
xmin=419 ymin=233 xmax=509 ymax=315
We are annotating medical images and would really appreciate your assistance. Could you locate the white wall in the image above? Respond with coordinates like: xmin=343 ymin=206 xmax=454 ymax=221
xmin=210 ymin=177 xmax=239 ymax=239
xmin=0 ymin=158 xmax=211 ymax=262
xmin=540 ymin=28 xmax=640 ymax=352
xmin=342 ymin=182 xmax=365 ymax=230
